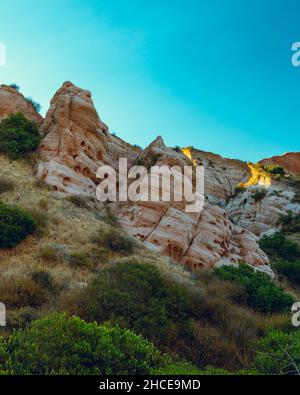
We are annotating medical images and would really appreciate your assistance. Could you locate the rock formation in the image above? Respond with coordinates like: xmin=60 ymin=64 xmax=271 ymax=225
xmin=6 ymin=80 xmax=298 ymax=276
xmin=37 ymin=82 xmax=133 ymax=195
xmin=36 ymin=83 xmax=273 ymax=274
xmin=0 ymin=84 xmax=43 ymax=125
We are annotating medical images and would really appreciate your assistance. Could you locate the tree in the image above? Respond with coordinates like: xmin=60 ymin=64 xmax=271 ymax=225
xmin=0 ymin=313 xmax=166 ymax=375
xmin=0 ymin=113 xmax=41 ymax=159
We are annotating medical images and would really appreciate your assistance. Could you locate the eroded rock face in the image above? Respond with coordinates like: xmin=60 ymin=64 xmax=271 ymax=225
xmin=38 ymin=82 xmax=131 ymax=195
xmin=226 ymin=183 xmax=300 ymax=236
xmin=37 ymin=81 xmax=272 ymax=275
xmin=181 ymin=147 xmax=251 ymax=203
xmin=0 ymin=84 xmax=43 ymax=125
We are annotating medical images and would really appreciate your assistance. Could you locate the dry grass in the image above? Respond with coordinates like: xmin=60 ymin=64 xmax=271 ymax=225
xmin=0 ymin=154 xmax=185 ymax=289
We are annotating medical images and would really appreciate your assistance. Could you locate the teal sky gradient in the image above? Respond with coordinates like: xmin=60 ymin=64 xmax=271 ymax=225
xmin=0 ymin=0 xmax=299 ymax=161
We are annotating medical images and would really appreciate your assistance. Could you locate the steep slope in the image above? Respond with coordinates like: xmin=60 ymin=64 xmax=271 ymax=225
xmin=0 ymin=84 xmax=43 ymax=125
xmin=37 ymin=82 xmax=271 ymax=275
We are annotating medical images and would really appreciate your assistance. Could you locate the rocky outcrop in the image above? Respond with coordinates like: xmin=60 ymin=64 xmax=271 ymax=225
xmin=38 ymin=82 xmax=132 ymax=195
xmin=36 ymin=81 xmax=272 ymax=274
xmin=260 ymin=152 xmax=300 ymax=175
xmin=181 ymin=147 xmax=251 ymax=203
xmin=226 ymin=183 xmax=300 ymax=237
xmin=0 ymin=84 xmax=43 ymax=125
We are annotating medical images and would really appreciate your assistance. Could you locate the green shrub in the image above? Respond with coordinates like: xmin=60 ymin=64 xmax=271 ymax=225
xmin=0 ymin=113 xmax=41 ymax=159
xmin=264 ymin=165 xmax=285 ymax=176
xmin=65 ymin=261 xmax=191 ymax=343
xmin=0 ymin=178 xmax=15 ymax=194
xmin=6 ymin=307 xmax=39 ymax=331
xmin=62 ymin=261 xmax=265 ymax=371
xmin=251 ymin=188 xmax=267 ymax=202
xmin=0 ymin=202 xmax=36 ymax=248
xmin=0 ymin=313 xmax=166 ymax=375
xmin=92 ymin=227 xmax=135 ymax=254
xmin=254 ymin=329 xmax=300 ymax=375
xmin=235 ymin=183 xmax=246 ymax=193
xmin=152 ymin=361 xmax=202 ymax=375
xmin=68 ymin=251 xmax=92 ymax=268
xmin=215 ymin=264 xmax=294 ymax=313
xmin=9 ymin=83 xmax=20 ymax=91
xmin=260 ymin=232 xmax=300 ymax=261
xmin=279 ymin=212 xmax=300 ymax=233
xmin=67 ymin=195 xmax=91 ymax=210
xmin=25 ymin=97 xmax=41 ymax=113
xmin=272 ymin=260 xmax=300 ymax=287
xmin=30 ymin=270 xmax=55 ymax=292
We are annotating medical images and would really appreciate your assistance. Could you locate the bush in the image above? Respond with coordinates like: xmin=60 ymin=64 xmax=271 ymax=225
xmin=68 ymin=251 xmax=92 ymax=268
xmin=62 ymin=260 xmax=262 ymax=371
xmin=67 ymin=195 xmax=91 ymax=210
xmin=264 ymin=165 xmax=285 ymax=176
xmin=0 ymin=202 xmax=36 ymax=248
xmin=0 ymin=277 xmax=48 ymax=308
xmin=0 ymin=313 xmax=167 ymax=375
xmin=9 ymin=83 xmax=20 ymax=91
xmin=251 ymin=188 xmax=267 ymax=202
xmin=30 ymin=270 xmax=55 ymax=292
xmin=260 ymin=232 xmax=299 ymax=261
xmin=254 ymin=329 xmax=300 ymax=375
xmin=6 ymin=307 xmax=39 ymax=331
xmin=215 ymin=264 xmax=294 ymax=313
xmin=235 ymin=183 xmax=246 ymax=193
xmin=25 ymin=97 xmax=41 ymax=113
xmin=92 ymin=227 xmax=135 ymax=254
xmin=0 ymin=178 xmax=15 ymax=194
xmin=272 ymin=260 xmax=300 ymax=287
xmin=280 ymin=212 xmax=300 ymax=234
xmin=39 ymin=243 xmax=69 ymax=263
xmin=64 ymin=261 xmax=191 ymax=344
xmin=0 ymin=113 xmax=41 ymax=159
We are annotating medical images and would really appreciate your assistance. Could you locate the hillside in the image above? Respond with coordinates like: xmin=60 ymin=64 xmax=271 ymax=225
xmin=0 ymin=81 xmax=300 ymax=375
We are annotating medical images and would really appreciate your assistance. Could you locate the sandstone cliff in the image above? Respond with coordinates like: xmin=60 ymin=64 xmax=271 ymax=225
xmin=36 ymin=82 xmax=274 ymax=275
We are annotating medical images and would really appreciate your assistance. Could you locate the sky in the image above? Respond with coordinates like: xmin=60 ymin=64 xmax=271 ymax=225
xmin=0 ymin=0 xmax=299 ymax=162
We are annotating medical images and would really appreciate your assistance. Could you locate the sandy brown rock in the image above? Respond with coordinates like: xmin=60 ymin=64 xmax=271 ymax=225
xmin=181 ymin=147 xmax=251 ymax=202
xmin=260 ymin=152 xmax=300 ymax=175
xmin=38 ymin=82 xmax=131 ymax=195
xmin=0 ymin=84 xmax=43 ymax=125
xmin=37 ymin=82 xmax=272 ymax=275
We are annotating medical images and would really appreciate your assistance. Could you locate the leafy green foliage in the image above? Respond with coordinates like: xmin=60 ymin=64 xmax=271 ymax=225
xmin=215 ymin=264 xmax=294 ymax=313
xmin=0 ymin=113 xmax=41 ymax=159
xmin=254 ymin=329 xmax=300 ymax=375
xmin=0 ymin=313 xmax=166 ymax=375
xmin=0 ymin=202 xmax=36 ymax=248
xmin=0 ymin=177 xmax=15 ymax=194
xmin=280 ymin=212 xmax=300 ymax=234
xmin=25 ymin=97 xmax=41 ymax=113
xmin=260 ymin=232 xmax=300 ymax=261
xmin=75 ymin=261 xmax=191 ymax=343
xmin=251 ymin=188 xmax=267 ymax=202
xmin=264 ymin=165 xmax=285 ymax=176
xmin=273 ymin=260 xmax=300 ymax=287
xmin=8 ymin=83 xmax=20 ymax=91
xmin=92 ymin=227 xmax=136 ymax=254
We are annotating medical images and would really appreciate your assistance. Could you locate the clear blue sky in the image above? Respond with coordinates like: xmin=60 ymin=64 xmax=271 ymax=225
xmin=0 ymin=0 xmax=299 ymax=161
